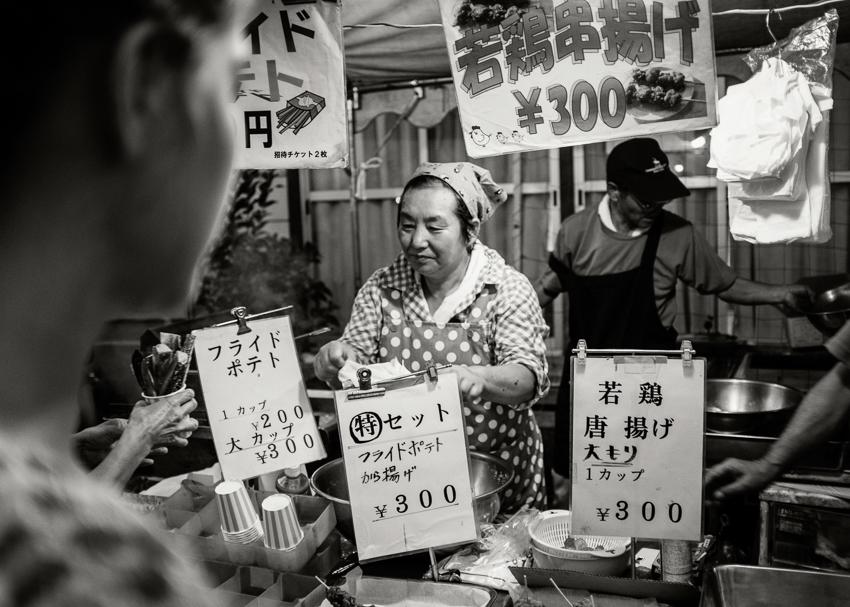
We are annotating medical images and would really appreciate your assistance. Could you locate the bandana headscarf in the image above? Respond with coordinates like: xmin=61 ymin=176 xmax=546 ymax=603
xmin=407 ymin=162 xmax=507 ymax=223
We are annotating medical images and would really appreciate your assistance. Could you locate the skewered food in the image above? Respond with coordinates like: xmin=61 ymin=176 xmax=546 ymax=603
xmin=626 ymin=68 xmax=686 ymax=109
xmin=514 ymin=597 xmax=545 ymax=607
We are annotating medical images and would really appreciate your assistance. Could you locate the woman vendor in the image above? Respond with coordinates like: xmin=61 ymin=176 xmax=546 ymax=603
xmin=315 ymin=162 xmax=550 ymax=512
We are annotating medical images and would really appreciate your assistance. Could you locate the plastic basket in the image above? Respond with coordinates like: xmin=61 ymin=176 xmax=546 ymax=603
xmin=529 ymin=510 xmax=630 ymax=561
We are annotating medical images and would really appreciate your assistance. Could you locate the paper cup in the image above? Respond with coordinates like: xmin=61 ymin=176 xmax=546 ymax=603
xmin=215 ymin=481 xmax=260 ymax=534
xmin=223 ymin=537 xmax=257 ymax=566
xmin=141 ymin=385 xmax=187 ymax=406
xmin=261 ymin=494 xmax=304 ymax=550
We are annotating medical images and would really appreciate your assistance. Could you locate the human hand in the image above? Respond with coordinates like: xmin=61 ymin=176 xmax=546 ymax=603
xmin=454 ymin=365 xmax=486 ymax=405
xmin=705 ymin=457 xmax=782 ymax=502
xmin=73 ymin=418 xmax=129 ymax=468
xmin=127 ymin=389 xmax=199 ymax=453
xmin=314 ymin=340 xmax=359 ymax=385
xmin=780 ymin=284 xmax=816 ymax=314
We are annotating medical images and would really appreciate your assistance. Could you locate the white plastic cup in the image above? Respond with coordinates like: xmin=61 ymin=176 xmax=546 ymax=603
xmin=215 ymin=481 xmax=260 ymax=534
xmin=261 ymin=494 xmax=304 ymax=550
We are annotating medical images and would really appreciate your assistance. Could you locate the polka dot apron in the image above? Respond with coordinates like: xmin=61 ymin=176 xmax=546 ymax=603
xmin=378 ymin=286 xmax=545 ymax=513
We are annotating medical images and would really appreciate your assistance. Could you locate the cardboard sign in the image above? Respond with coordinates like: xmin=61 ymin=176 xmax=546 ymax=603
xmin=335 ymin=371 xmax=478 ymax=561
xmin=437 ymin=0 xmax=718 ymax=158
xmin=193 ymin=316 xmax=325 ymax=481
xmin=232 ymin=0 xmax=347 ymax=169
xmin=570 ymin=356 xmax=705 ymax=540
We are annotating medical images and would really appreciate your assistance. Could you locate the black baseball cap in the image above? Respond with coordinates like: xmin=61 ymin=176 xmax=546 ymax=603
xmin=607 ymin=138 xmax=690 ymax=203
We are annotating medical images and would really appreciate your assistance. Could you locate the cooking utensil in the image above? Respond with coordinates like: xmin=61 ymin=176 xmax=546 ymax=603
xmin=705 ymin=379 xmax=803 ymax=435
xmin=805 ymin=282 xmax=850 ymax=337
xmin=528 ymin=511 xmax=630 ymax=576
xmin=703 ymin=565 xmax=850 ymax=607
xmin=310 ymin=451 xmax=514 ymax=539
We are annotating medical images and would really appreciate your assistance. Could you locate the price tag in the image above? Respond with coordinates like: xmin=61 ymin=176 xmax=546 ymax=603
xmin=335 ymin=370 xmax=478 ymax=561
xmin=193 ymin=315 xmax=325 ymax=481
xmin=571 ymin=356 xmax=705 ymax=540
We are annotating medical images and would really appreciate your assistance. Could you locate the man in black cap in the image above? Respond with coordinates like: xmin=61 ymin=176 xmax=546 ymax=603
xmin=536 ymin=138 xmax=812 ymax=506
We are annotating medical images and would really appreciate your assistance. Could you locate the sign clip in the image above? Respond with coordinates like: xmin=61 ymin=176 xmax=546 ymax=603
xmin=577 ymin=339 xmax=588 ymax=366
xmin=681 ymin=340 xmax=694 ymax=367
xmin=230 ymin=306 xmax=252 ymax=335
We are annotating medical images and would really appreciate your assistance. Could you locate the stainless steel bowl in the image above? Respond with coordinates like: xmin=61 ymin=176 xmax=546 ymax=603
xmin=310 ymin=451 xmax=514 ymax=538
xmin=706 ymin=379 xmax=803 ymax=435
xmin=806 ymin=282 xmax=850 ymax=337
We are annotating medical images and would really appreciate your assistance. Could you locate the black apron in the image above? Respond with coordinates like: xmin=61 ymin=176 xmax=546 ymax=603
xmin=548 ymin=212 xmax=678 ymax=475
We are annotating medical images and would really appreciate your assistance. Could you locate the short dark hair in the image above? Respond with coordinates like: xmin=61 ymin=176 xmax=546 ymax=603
xmin=398 ymin=175 xmax=478 ymax=249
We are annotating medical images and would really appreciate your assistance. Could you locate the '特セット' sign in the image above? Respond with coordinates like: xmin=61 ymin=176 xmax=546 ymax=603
xmin=437 ymin=0 xmax=718 ymax=158
xmin=231 ymin=0 xmax=347 ymax=169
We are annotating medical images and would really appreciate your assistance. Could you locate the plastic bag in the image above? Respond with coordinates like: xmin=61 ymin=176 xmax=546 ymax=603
xmin=438 ymin=507 xmax=539 ymax=601
xmin=709 ymin=58 xmax=816 ymax=182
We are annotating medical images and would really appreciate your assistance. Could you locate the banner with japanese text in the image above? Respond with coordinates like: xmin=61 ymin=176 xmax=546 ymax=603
xmin=232 ymin=0 xmax=347 ymax=169
xmin=437 ymin=0 xmax=717 ymax=158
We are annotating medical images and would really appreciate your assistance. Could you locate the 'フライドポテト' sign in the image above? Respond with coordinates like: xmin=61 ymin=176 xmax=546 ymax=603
xmin=570 ymin=355 xmax=705 ymax=540
xmin=437 ymin=0 xmax=718 ymax=157
xmin=231 ymin=0 xmax=347 ymax=169
xmin=193 ymin=315 xmax=326 ymax=481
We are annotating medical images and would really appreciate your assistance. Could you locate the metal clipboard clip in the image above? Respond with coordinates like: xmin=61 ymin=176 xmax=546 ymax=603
xmin=681 ymin=340 xmax=694 ymax=368
xmin=345 ymin=363 xmax=452 ymax=401
xmin=576 ymin=339 xmax=588 ymax=367
xmin=211 ymin=305 xmax=295 ymax=335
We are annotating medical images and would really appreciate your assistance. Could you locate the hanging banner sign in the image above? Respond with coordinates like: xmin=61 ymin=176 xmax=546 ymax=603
xmin=335 ymin=371 xmax=479 ymax=562
xmin=193 ymin=315 xmax=326 ymax=481
xmin=570 ymin=355 xmax=705 ymax=540
xmin=437 ymin=0 xmax=718 ymax=158
xmin=232 ymin=0 xmax=347 ymax=169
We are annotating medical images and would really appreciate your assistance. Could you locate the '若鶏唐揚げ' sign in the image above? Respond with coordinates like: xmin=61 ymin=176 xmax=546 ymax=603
xmin=232 ymin=0 xmax=347 ymax=169
xmin=570 ymin=355 xmax=705 ymax=540
xmin=437 ymin=0 xmax=718 ymax=157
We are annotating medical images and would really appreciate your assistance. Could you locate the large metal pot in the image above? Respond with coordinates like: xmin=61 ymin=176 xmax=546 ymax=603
xmin=706 ymin=379 xmax=803 ymax=435
xmin=806 ymin=282 xmax=850 ymax=337
xmin=310 ymin=451 xmax=514 ymax=539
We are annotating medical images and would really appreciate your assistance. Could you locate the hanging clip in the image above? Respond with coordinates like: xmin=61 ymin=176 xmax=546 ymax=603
xmin=230 ymin=306 xmax=252 ymax=335
xmin=347 ymin=367 xmax=386 ymax=400
xmin=681 ymin=340 xmax=694 ymax=367
xmin=577 ymin=339 xmax=588 ymax=366
xmin=426 ymin=362 xmax=439 ymax=384
xmin=357 ymin=368 xmax=372 ymax=390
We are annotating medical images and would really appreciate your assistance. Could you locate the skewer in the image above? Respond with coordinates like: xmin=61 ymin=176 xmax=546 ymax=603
xmin=294 ymin=327 xmax=331 ymax=340
xmin=314 ymin=576 xmax=330 ymax=590
xmin=549 ymin=578 xmax=573 ymax=607
xmin=590 ymin=595 xmax=596 ymax=607
xmin=428 ymin=547 xmax=440 ymax=583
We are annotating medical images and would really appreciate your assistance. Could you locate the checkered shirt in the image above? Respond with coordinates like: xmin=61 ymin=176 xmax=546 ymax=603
xmin=341 ymin=244 xmax=550 ymax=409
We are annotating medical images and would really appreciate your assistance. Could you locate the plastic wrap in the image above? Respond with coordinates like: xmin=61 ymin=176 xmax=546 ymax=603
xmin=744 ymin=9 xmax=839 ymax=109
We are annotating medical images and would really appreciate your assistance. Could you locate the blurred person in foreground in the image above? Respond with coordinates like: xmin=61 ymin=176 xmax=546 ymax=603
xmin=707 ymin=318 xmax=850 ymax=501
xmin=0 ymin=1 xmax=241 ymax=605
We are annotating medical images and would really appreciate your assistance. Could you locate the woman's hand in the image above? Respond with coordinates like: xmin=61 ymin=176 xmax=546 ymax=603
xmin=454 ymin=365 xmax=486 ymax=405
xmin=73 ymin=418 xmax=129 ymax=468
xmin=314 ymin=340 xmax=360 ymax=386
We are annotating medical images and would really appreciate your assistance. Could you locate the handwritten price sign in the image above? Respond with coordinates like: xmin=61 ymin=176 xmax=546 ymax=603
xmin=335 ymin=371 xmax=479 ymax=561
xmin=193 ymin=315 xmax=325 ymax=481
xmin=571 ymin=356 xmax=705 ymax=540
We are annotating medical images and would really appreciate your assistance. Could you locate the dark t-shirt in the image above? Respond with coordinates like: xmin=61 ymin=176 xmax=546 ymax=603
xmin=539 ymin=199 xmax=738 ymax=328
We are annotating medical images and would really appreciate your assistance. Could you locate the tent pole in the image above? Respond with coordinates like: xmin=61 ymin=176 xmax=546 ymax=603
xmin=347 ymin=93 xmax=363 ymax=288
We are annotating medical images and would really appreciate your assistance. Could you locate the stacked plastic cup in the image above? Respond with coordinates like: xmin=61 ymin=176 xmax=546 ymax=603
xmin=261 ymin=494 xmax=305 ymax=569
xmin=215 ymin=481 xmax=264 ymax=565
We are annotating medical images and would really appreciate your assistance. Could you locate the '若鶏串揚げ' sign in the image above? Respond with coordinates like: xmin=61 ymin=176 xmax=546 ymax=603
xmin=193 ymin=315 xmax=326 ymax=481
xmin=570 ymin=355 xmax=705 ymax=540
xmin=437 ymin=0 xmax=718 ymax=158
xmin=335 ymin=370 xmax=479 ymax=561
xmin=232 ymin=0 xmax=347 ymax=169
